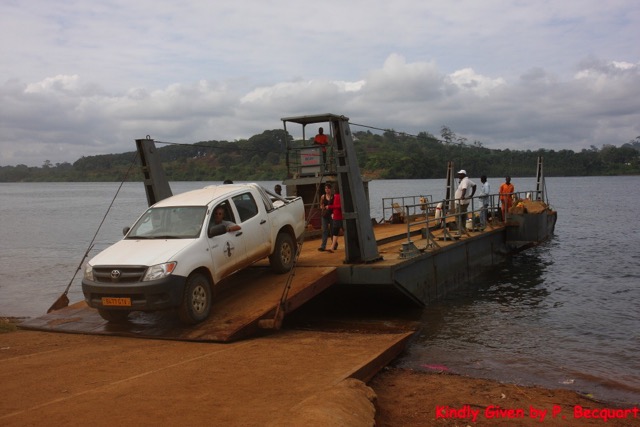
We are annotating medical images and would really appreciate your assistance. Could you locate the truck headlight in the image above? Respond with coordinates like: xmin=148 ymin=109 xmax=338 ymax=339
xmin=83 ymin=263 xmax=94 ymax=281
xmin=143 ymin=262 xmax=177 ymax=281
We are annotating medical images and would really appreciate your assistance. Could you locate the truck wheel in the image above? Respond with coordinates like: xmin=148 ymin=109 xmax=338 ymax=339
xmin=269 ymin=232 xmax=296 ymax=273
xmin=98 ymin=309 xmax=129 ymax=323
xmin=178 ymin=272 xmax=212 ymax=325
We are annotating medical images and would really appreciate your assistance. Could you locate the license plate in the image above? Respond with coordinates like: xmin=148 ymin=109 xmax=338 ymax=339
xmin=102 ymin=297 xmax=131 ymax=307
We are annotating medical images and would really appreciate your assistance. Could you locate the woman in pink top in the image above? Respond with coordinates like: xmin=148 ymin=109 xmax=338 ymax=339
xmin=328 ymin=185 xmax=343 ymax=251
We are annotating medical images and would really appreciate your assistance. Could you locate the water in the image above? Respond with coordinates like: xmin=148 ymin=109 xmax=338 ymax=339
xmin=1 ymin=177 xmax=639 ymax=405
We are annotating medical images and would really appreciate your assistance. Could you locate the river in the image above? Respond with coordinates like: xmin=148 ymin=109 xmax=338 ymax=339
xmin=1 ymin=176 xmax=638 ymax=405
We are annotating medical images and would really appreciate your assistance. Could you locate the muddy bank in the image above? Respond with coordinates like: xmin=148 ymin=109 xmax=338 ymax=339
xmin=370 ymin=368 xmax=637 ymax=426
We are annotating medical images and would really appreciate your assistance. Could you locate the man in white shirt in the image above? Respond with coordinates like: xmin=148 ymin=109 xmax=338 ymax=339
xmin=478 ymin=175 xmax=490 ymax=228
xmin=454 ymin=169 xmax=476 ymax=233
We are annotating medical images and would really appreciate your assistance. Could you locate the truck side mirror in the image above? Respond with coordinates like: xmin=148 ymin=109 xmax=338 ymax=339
xmin=207 ymin=223 xmax=227 ymax=238
xmin=123 ymin=226 xmax=130 ymax=236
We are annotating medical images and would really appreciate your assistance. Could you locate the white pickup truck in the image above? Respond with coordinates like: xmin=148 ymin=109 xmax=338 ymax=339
xmin=82 ymin=183 xmax=306 ymax=324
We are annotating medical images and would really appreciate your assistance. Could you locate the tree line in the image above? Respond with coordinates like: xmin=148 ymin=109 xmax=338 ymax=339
xmin=1 ymin=128 xmax=638 ymax=182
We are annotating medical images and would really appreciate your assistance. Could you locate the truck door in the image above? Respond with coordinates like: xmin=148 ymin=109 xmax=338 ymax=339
xmin=206 ymin=201 xmax=248 ymax=282
xmin=231 ymin=192 xmax=271 ymax=263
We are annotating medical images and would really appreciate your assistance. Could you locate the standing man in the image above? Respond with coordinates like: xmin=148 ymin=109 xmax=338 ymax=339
xmin=479 ymin=175 xmax=490 ymax=229
xmin=454 ymin=169 xmax=476 ymax=233
xmin=313 ymin=127 xmax=329 ymax=170
xmin=499 ymin=176 xmax=515 ymax=222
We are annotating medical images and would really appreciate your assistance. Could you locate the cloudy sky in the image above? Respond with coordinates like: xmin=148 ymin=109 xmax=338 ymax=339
xmin=1 ymin=0 xmax=639 ymax=167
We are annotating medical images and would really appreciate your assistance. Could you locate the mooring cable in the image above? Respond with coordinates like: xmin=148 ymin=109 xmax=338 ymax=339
xmin=47 ymin=150 xmax=140 ymax=312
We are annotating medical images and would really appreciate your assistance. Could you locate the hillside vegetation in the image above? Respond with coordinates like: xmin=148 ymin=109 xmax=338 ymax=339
xmin=1 ymin=128 xmax=639 ymax=182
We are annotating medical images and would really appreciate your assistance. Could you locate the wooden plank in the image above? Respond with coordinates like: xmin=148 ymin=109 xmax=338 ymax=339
xmin=0 ymin=329 xmax=414 ymax=426
xmin=20 ymin=267 xmax=338 ymax=342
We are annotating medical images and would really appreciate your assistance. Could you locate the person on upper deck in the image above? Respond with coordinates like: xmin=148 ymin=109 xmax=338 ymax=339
xmin=499 ymin=176 xmax=515 ymax=222
xmin=313 ymin=127 xmax=329 ymax=170
xmin=454 ymin=169 xmax=476 ymax=233
xmin=479 ymin=175 xmax=490 ymax=229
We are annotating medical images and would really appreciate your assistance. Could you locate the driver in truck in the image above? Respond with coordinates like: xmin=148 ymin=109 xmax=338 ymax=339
xmin=213 ymin=205 xmax=241 ymax=233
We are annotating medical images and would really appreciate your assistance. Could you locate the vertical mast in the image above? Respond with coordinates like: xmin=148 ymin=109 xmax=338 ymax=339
xmin=332 ymin=117 xmax=381 ymax=263
xmin=136 ymin=137 xmax=173 ymax=206
xmin=535 ymin=156 xmax=545 ymax=203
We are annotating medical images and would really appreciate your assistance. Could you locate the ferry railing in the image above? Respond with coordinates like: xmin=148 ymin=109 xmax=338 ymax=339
xmin=396 ymin=194 xmax=500 ymax=258
xmin=287 ymin=145 xmax=336 ymax=178
xmin=464 ymin=193 xmax=499 ymax=231
xmin=381 ymin=195 xmax=433 ymax=224
xmin=397 ymin=201 xmax=435 ymax=258
xmin=383 ymin=189 xmax=544 ymax=258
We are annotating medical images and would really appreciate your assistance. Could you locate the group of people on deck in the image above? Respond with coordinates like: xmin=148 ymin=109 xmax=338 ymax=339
xmin=308 ymin=126 xmax=519 ymax=247
xmin=454 ymin=170 xmax=516 ymax=233
xmin=312 ymin=127 xmax=343 ymax=251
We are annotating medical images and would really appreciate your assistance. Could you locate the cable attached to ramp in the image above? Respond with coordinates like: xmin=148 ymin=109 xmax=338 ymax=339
xmin=47 ymin=151 xmax=140 ymax=313
xmin=258 ymin=172 xmax=328 ymax=329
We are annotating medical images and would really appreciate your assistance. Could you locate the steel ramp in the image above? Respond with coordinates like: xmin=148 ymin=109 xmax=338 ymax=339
xmin=20 ymin=266 xmax=338 ymax=342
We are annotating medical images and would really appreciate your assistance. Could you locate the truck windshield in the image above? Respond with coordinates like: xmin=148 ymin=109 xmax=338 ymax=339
xmin=127 ymin=206 xmax=207 ymax=239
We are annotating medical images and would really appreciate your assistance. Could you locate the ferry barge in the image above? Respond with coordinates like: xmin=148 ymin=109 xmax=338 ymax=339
xmin=23 ymin=113 xmax=556 ymax=341
xmin=279 ymin=113 xmax=556 ymax=306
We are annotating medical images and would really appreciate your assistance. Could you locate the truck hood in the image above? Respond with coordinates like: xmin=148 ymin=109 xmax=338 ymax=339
xmin=88 ymin=238 xmax=194 ymax=267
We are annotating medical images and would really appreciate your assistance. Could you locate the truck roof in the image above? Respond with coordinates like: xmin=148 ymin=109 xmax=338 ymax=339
xmin=152 ymin=184 xmax=257 ymax=208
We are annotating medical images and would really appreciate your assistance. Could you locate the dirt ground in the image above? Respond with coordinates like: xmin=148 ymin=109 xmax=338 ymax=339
xmin=370 ymin=368 xmax=637 ymax=426
xmin=0 ymin=321 xmax=395 ymax=427
xmin=1 ymin=318 xmax=637 ymax=426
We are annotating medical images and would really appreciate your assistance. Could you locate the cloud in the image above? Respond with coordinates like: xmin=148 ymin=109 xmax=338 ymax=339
xmin=2 ymin=55 xmax=640 ymax=166
xmin=1 ymin=1 xmax=639 ymax=166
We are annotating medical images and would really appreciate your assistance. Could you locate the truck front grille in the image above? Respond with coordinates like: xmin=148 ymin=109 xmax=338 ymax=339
xmin=93 ymin=266 xmax=147 ymax=283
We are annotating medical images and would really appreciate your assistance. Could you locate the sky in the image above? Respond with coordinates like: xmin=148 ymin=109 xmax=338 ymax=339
xmin=1 ymin=0 xmax=639 ymax=167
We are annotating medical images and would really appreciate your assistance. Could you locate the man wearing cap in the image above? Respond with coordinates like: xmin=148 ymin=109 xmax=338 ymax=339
xmin=454 ymin=169 xmax=476 ymax=233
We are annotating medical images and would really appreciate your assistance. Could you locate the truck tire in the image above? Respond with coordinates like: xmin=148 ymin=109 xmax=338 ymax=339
xmin=98 ymin=309 xmax=129 ymax=323
xmin=269 ymin=232 xmax=296 ymax=273
xmin=178 ymin=272 xmax=212 ymax=325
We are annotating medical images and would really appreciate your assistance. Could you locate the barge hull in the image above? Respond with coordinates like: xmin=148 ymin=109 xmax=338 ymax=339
xmin=331 ymin=226 xmax=512 ymax=306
